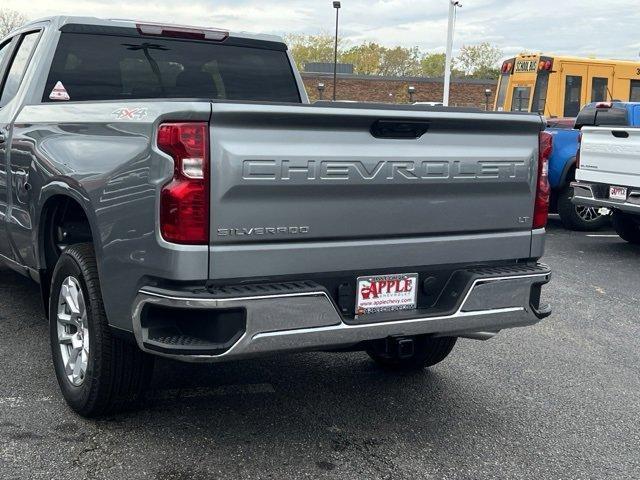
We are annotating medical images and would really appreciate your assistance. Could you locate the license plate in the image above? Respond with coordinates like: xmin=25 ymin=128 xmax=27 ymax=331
xmin=610 ymin=186 xmax=628 ymax=201
xmin=355 ymin=273 xmax=418 ymax=316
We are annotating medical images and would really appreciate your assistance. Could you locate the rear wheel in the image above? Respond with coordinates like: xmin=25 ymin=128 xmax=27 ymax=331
xmin=612 ymin=211 xmax=640 ymax=245
xmin=366 ymin=336 xmax=457 ymax=371
xmin=49 ymin=243 xmax=154 ymax=417
xmin=557 ymin=185 xmax=608 ymax=231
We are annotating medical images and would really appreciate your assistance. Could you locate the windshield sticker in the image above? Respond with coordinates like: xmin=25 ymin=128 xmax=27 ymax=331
xmin=49 ymin=81 xmax=70 ymax=101
xmin=112 ymin=107 xmax=149 ymax=121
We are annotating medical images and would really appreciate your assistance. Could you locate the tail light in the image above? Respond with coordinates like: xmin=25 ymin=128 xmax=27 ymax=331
xmin=534 ymin=131 xmax=552 ymax=229
xmin=538 ymin=60 xmax=553 ymax=71
xmin=158 ymin=122 xmax=209 ymax=245
xmin=575 ymin=132 xmax=583 ymax=168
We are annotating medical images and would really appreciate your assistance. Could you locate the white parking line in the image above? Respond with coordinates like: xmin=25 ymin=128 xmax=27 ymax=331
xmin=586 ymin=234 xmax=620 ymax=238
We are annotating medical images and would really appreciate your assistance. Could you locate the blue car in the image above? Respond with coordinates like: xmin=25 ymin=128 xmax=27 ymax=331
xmin=547 ymin=101 xmax=640 ymax=230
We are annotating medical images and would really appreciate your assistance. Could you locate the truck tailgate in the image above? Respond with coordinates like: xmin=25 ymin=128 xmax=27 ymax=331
xmin=577 ymin=126 xmax=640 ymax=188
xmin=208 ymin=103 xmax=544 ymax=280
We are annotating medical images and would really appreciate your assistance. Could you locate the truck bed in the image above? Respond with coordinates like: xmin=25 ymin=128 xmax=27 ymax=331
xmin=577 ymin=126 xmax=640 ymax=188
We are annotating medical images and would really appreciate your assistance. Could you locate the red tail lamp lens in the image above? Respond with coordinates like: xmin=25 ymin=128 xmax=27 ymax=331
xmin=534 ymin=131 xmax=552 ymax=229
xmin=158 ymin=122 xmax=209 ymax=245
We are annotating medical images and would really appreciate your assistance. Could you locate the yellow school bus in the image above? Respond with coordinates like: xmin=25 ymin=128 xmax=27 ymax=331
xmin=494 ymin=54 xmax=640 ymax=117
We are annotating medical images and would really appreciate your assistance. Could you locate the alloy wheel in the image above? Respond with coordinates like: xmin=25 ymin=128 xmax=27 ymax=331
xmin=56 ymin=276 xmax=90 ymax=387
xmin=575 ymin=205 xmax=601 ymax=223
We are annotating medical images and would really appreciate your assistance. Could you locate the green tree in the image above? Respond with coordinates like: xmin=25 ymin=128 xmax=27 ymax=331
xmin=285 ymin=34 xmax=503 ymax=80
xmin=419 ymin=53 xmax=446 ymax=77
xmin=379 ymin=46 xmax=422 ymax=77
xmin=456 ymin=43 xmax=503 ymax=79
xmin=341 ymin=42 xmax=385 ymax=75
xmin=284 ymin=33 xmax=344 ymax=72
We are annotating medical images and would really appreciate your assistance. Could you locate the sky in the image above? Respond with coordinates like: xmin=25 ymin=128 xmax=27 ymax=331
xmin=4 ymin=0 xmax=640 ymax=61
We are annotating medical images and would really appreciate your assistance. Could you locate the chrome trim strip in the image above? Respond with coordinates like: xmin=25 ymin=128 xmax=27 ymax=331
xmin=138 ymin=289 xmax=331 ymax=303
xmin=252 ymin=307 xmax=524 ymax=340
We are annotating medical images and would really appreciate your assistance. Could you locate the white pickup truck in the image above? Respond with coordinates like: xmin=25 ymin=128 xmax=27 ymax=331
xmin=573 ymin=102 xmax=640 ymax=244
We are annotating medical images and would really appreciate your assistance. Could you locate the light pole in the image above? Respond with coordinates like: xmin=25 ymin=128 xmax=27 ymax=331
xmin=408 ymin=85 xmax=416 ymax=103
xmin=318 ymin=83 xmax=326 ymax=100
xmin=484 ymin=88 xmax=492 ymax=110
xmin=443 ymin=0 xmax=462 ymax=106
xmin=332 ymin=1 xmax=341 ymax=101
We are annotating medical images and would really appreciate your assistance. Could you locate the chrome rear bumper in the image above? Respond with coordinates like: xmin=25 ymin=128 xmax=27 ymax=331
xmin=131 ymin=265 xmax=551 ymax=363
xmin=572 ymin=181 xmax=640 ymax=214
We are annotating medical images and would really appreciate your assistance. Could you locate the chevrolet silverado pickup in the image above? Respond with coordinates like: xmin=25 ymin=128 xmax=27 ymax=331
xmin=573 ymin=102 xmax=640 ymax=244
xmin=0 ymin=16 xmax=551 ymax=417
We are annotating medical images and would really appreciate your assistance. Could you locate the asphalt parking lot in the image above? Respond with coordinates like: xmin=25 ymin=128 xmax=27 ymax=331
xmin=1 ymin=216 xmax=639 ymax=480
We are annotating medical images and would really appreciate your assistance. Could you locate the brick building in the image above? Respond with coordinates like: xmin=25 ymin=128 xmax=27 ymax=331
xmin=301 ymin=73 xmax=497 ymax=109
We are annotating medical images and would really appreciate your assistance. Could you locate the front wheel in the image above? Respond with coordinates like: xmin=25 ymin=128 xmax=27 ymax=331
xmin=557 ymin=185 xmax=608 ymax=231
xmin=366 ymin=336 xmax=457 ymax=371
xmin=612 ymin=211 xmax=640 ymax=245
xmin=49 ymin=243 xmax=154 ymax=417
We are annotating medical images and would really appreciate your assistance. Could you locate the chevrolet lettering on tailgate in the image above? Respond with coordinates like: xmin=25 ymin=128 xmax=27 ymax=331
xmin=242 ymin=159 xmax=528 ymax=182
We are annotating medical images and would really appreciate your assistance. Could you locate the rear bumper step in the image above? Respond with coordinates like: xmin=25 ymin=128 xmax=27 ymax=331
xmin=131 ymin=263 xmax=551 ymax=362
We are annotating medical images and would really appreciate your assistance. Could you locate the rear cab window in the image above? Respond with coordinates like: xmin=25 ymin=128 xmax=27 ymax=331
xmin=574 ymin=104 xmax=629 ymax=130
xmin=43 ymin=28 xmax=301 ymax=103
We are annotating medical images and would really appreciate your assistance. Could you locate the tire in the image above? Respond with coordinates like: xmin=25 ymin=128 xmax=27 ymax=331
xmin=612 ymin=211 xmax=640 ymax=245
xmin=49 ymin=243 xmax=154 ymax=417
xmin=557 ymin=185 xmax=608 ymax=231
xmin=366 ymin=336 xmax=457 ymax=371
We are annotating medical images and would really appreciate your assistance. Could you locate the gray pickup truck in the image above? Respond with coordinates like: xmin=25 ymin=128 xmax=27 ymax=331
xmin=0 ymin=16 xmax=552 ymax=417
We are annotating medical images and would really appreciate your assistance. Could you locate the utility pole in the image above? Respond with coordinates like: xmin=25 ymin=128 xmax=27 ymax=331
xmin=333 ymin=1 xmax=341 ymax=101
xmin=443 ymin=1 xmax=461 ymax=106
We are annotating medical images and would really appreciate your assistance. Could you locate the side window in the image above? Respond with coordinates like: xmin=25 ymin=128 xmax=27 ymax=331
xmin=495 ymin=74 xmax=509 ymax=111
xmin=0 ymin=39 xmax=14 ymax=98
xmin=0 ymin=40 xmax=11 ymax=72
xmin=532 ymin=74 xmax=550 ymax=114
xmin=0 ymin=31 xmax=40 ymax=108
xmin=564 ymin=75 xmax=582 ymax=117
xmin=630 ymin=80 xmax=640 ymax=102
xmin=591 ymin=77 xmax=608 ymax=103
